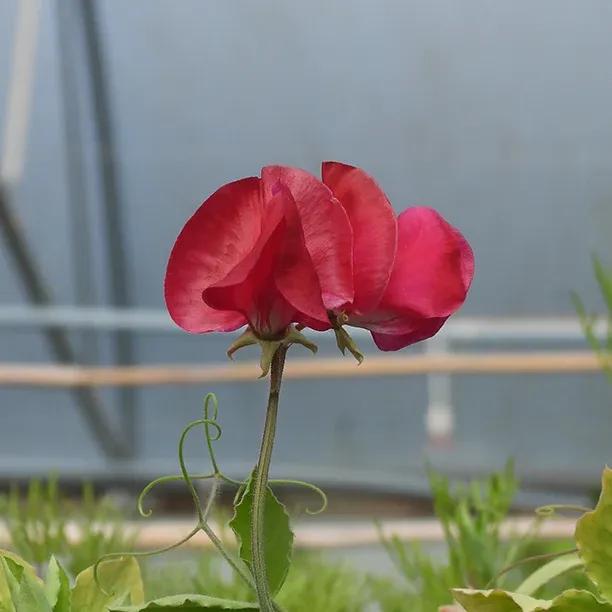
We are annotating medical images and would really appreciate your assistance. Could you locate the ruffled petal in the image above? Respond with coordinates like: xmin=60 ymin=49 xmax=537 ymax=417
xmin=204 ymin=211 xmax=295 ymax=338
xmin=371 ymin=317 xmax=448 ymax=351
xmin=204 ymin=187 xmax=329 ymax=336
xmin=272 ymin=186 xmax=330 ymax=328
xmin=322 ymin=161 xmax=397 ymax=314
xmin=380 ymin=207 xmax=474 ymax=318
xmin=261 ymin=165 xmax=354 ymax=310
xmin=164 ymin=177 xmax=263 ymax=333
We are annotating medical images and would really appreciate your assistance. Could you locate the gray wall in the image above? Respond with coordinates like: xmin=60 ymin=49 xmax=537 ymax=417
xmin=0 ymin=1 xmax=610 ymax=491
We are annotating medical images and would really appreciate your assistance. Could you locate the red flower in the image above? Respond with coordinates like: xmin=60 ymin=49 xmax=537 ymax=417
xmin=165 ymin=162 xmax=473 ymax=357
xmin=164 ymin=167 xmax=353 ymax=340
xmin=321 ymin=161 xmax=474 ymax=352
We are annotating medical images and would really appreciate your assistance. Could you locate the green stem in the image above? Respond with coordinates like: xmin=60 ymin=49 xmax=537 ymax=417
xmin=251 ymin=345 xmax=287 ymax=612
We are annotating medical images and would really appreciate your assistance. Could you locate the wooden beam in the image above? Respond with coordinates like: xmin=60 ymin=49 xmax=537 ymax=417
xmin=0 ymin=516 xmax=576 ymax=549
xmin=0 ymin=351 xmax=601 ymax=388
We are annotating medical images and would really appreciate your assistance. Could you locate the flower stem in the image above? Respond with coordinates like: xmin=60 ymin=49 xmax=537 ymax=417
xmin=251 ymin=344 xmax=287 ymax=612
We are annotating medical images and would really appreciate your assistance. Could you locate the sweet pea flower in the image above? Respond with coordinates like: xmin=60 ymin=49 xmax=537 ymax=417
xmin=164 ymin=166 xmax=353 ymax=371
xmin=321 ymin=161 xmax=474 ymax=357
xmin=165 ymin=162 xmax=473 ymax=369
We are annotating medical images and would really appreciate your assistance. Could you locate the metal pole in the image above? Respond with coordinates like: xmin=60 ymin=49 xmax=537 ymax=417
xmin=56 ymin=0 xmax=100 ymax=365
xmin=0 ymin=0 xmax=125 ymax=458
xmin=79 ymin=1 xmax=137 ymax=456
xmin=0 ymin=186 xmax=125 ymax=457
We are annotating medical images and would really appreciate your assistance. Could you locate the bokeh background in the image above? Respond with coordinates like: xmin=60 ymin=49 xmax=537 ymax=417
xmin=0 ymin=0 xmax=611 ymax=506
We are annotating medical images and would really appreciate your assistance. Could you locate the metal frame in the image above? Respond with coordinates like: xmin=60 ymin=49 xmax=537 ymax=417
xmin=0 ymin=305 xmax=605 ymax=449
xmin=1 ymin=0 xmax=136 ymax=458
xmin=1 ymin=3 xmax=607 ymax=477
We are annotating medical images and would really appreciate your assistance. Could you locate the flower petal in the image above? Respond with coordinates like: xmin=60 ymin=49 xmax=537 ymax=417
xmin=261 ymin=165 xmax=354 ymax=310
xmin=164 ymin=177 xmax=263 ymax=333
xmin=204 ymin=186 xmax=329 ymax=336
xmin=272 ymin=186 xmax=330 ymax=328
xmin=380 ymin=207 xmax=474 ymax=318
xmin=204 ymin=218 xmax=296 ymax=337
xmin=371 ymin=317 xmax=448 ymax=351
xmin=322 ymin=162 xmax=397 ymax=314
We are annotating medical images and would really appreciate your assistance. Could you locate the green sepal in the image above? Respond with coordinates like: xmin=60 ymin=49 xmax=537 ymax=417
xmin=333 ymin=326 xmax=364 ymax=364
xmin=284 ymin=327 xmax=318 ymax=355
xmin=226 ymin=326 xmax=318 ymax=377
xmin=226 ymin=329 xmax=259 ymax=360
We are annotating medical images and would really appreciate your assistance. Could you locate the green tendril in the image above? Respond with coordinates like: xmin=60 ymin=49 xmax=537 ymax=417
xmin=536 ymin=504 xmax=592 ymax=517
xmin=137 ymin=472 xmax=216 ymax=518
xmin=93 ymin=527 xmax=200 ymax=594
xmin=486 ymin=547 xmax=579 ymax=588
xmin=179 ymin=419 xmax=219 ymax=522
xmin=203 ymin=393 xmax=222 ymax=474
xmin=95 ymin=392 xmax=287 ymax=612
xmin=269 ymin=479 xmax=328 ymax=515
xmin=203 ymin=476 xmax=219 ymax=521
xmin=204 ymin=392 xmax=220 ymax=422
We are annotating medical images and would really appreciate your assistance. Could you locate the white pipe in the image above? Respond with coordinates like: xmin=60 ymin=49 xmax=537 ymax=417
xmin=0 ymin=305 xmax=605 ymax=341
xmin=1 ymin=0 xmax=40 ymax=186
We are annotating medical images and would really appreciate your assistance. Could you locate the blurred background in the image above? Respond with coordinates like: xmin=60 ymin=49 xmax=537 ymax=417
xmin=1 ymin=0 xmax=611 ymax=526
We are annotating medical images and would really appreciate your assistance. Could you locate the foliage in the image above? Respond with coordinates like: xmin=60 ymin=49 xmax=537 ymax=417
xmin=429 ymin=461 xmax=520 ymax=588
xmin=573 ymin=254 xmax=612 ymax=379
xmin=0 ymin=551 xmax=142 ymax=611
xmin=112 ymin=594 xmax=258 ymax=611
xmin=369 ymin=461 xmax=544 ymax=610
xmin=0 ymin=476 xmax=137 ymax=576
xmin=229 ymin=472 xmax=294 ymax=596
xmin=143 ymin=552 xmax=368 ymax=612
xmin=452 ymin=467 xmax=612 ymax=611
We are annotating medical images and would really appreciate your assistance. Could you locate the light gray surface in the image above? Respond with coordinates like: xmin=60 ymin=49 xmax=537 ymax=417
xmin=0 ymin=1 xmax=610 ymax=490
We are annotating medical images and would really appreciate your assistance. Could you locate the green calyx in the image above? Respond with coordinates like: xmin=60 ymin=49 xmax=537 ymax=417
xmin=333 ymin=325 xmax=364 ymax=364
xmin=227 ymin=326 xmax=318 ymax=377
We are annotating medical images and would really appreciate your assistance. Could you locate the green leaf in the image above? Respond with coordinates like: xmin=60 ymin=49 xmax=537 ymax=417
xmin=576 ymin=467 xmax=612 ymax=601
xmin=0 ymin=561 xmax=16 ymax=612
xmin=546 ymin=589 xmax=612 ymax=610
xmin=516 ymin=553 xmax=583 ymax=597
xmin=0 ymin=556 xmax=51 ymax=612
xmin=72 ymin=557 xmax=144 ymax=612
xmin=111 ymin=594 xmax=258 ymax=611
xmin=453 ymin=589 xmax=547 ymax=611
xmin=0 ymin=551 xmax=37 ymax=578
xmin=453 ymin=588 xmax=612 ymax=611
xmin=45 ymin=557 xmax=71 ymax=612
xmin=0 ymin=559 xmax=21 ymax=609
xmin=229 ymin=472 xmax=294 ymax=596
xmin=14 ymin=568 xmax=53 ymax=612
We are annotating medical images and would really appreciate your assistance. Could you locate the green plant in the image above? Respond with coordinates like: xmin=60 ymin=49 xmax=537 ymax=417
xmin=372 ymin=462 xmax=545 ymax=610
xmin=573 ymin=254 xmax=612 ymax=379
xmin=452 ymin=467 xmax=612 ymax=611
xmin=0 ymin=550 xmax=143 ymax=611
xmin=0 ymin=476 xmax=136 ymax=575
xmin=144 ymin=552 xmax=368 ymax=612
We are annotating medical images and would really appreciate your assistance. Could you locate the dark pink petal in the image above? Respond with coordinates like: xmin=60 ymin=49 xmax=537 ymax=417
xmin=261 ymin=165 xmax=354 ymax=310
xmin=164 ymin=177 xmax=263 ymax=333
xmin=204 ymin=218 xmax=295 ymax=337
xmin=379 ymin=207 xmax=474 ymax=318
xmin=371 ymin=317 xmax=447 ymax=351
xmin=322 ymin=161 xmax=397 ymax=314
xmin=272 ymin=186 xmax=330 ymax=328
